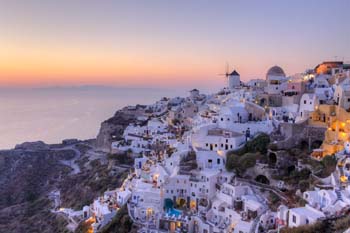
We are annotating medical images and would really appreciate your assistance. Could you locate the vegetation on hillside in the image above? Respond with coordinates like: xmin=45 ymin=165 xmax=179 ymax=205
xmin=281 ymin=215 xmax=350 ymax=233
xmin=234 ymin=133 xmax=270 ymax=155
xmin=100 ymin=205 xmax=136 ymax=233
xmin=226 ymin=134 xmax=270 ymax=175
xmin=226 ymin=152 xmax=257 ymax=175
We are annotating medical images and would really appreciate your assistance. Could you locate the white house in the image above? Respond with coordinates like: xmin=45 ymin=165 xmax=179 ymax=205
xmin=191 ymin=125 xmax=245 ymax=153
xmin=297 ymin=93 xmax=319 ymax=121
xmin=246 ymin=79 xmax=267 ymax=90
xmin=287 ymin=205 xmax=325 ymax=228
xmin=334 ymin=77 xmax=350 ymax=110
xmin=117 ymin=190 xmax=131 ymax=207
xmin=217 ymin=104 xmax=249 ymax=127
xmin=313 ymin=75 xmax=333 ymax=102
xmin=190 ymin=89 xmax=200 ymax=99
xmin=196 ymin=150 xmax=225 ymax=171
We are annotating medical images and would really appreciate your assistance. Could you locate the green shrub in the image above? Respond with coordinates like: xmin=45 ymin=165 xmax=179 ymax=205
xmin=100 ymin=205 xmax=134 ymax=233
xmin=226 ymin=152 xmax=256 ymax=175
xmin=299 ymin=180 xmax=310 ymax=192
xmin=281 ymin=221 xmax=326 ymax=233
xmin=234 ymin=133 xmax=270 ymax=155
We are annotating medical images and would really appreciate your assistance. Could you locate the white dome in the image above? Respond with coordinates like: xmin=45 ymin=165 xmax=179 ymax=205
xmin=266 ymin=66 xmax=286 ymax=79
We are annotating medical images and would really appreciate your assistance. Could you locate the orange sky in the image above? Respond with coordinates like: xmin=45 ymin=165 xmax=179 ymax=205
xmin=0 ymin=1 xmax=349 ymax=89
xmin=0 ymin=39 xmax=267 ymax=88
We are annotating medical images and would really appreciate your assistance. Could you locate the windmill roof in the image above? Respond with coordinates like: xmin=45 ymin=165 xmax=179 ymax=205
xmin=229 ymin=70 xmax=240 ymax=76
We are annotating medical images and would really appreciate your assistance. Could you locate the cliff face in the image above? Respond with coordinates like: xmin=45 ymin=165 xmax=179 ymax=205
xmin=0 ymin=139 xmax=131 ymax=233
xmin=0 ymin=105 xmax=147 ymax=232
xmin=0 ymin=148 xmax=74 ymax=233
xmin=95 ymin=108 xmax=146 ymax=151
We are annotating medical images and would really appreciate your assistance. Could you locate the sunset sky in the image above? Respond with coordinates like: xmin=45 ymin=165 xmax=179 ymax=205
xmin=0 ymin=0 xmax=349 ymax=89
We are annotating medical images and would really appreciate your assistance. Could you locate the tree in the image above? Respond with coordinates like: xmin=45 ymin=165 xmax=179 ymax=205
xmin=321 ymin=155 xmax=337 ymax=177
xmin=100 ymin=205 xmax=135 ymax=233
xmin=234 ymin=133 xmax=270 ymax=155
xmin=226 ymin=152 xmax=256 ymax=175
xmin=299 ymin=180 xmax=310 ymax=192
xmin=226 ymin=152 xmax=240 ymax=171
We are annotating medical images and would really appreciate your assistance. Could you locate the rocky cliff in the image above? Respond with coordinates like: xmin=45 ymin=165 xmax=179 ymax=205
xmin=0 ymin=139 xmax=132 ymax=233
xmin=96 ymin=106 xmax=148 ymax=151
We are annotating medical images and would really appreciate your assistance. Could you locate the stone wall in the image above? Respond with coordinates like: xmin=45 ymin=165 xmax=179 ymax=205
xmin=271 ymin=120 xmax=326 ymax=150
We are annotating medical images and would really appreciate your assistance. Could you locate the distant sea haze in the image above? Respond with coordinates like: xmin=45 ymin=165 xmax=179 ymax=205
xmin=0 ymin=86 xmax=188 ymax=149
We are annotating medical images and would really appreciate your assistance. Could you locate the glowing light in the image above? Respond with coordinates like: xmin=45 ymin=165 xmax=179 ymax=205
xmin=340 ymin=175 xmax=348 ymax=183
xmin=217 ymin=150 xmax=225 ymax=156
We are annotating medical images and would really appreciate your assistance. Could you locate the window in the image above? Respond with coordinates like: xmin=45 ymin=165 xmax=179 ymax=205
xmin=306 ymin=219 xmax=309 ymax=224
xmin=292 ymin=215 xmax=296 ymax=223
xmin=221 ymin=118 xmax=223 ymax=121
xmin=304 ymin=100 xmax=307 ymax=104
xmin=217 ymin=158 xmax=220 ymax=164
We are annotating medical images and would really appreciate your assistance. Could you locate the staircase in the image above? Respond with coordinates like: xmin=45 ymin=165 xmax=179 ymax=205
xmin=335 ymin=189 xmax=343 ymax=201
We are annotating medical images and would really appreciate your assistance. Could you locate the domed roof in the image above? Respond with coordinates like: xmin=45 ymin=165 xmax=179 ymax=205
xmin=266 ymin=66 xmax=285 ymax=78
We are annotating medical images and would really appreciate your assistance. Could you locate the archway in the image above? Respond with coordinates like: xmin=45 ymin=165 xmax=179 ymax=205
xmin=287 ymin=165 xmax=295 ymax=175
xmin=268 ymin=152 xmax=277 ymax=166
xmin=260 ymin=98 xmax=266 ymax=106
xmin=300 ymin=140 xmax=309 ymax=150
xmin=255 ymin=175 xmax=270 ymax=185
xmin=345 ymin=163 xmax=350 ymax=171
xmin=311 ymin=140 xmax=323 ymax=150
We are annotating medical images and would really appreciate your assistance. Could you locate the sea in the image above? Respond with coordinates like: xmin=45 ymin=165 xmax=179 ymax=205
xmin=0 ymin=86 xmax=190 ymax=149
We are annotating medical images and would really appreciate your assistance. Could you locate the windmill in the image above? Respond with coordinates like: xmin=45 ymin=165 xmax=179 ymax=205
xmin=218 ymin=63 xmax=230 ymax=87
xmin=218 ymin=63 xmax=241 ymax=90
